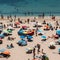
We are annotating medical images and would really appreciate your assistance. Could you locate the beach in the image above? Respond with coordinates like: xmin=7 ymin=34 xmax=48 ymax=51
xmin=0 ymin=16 xmax=60 ymax=60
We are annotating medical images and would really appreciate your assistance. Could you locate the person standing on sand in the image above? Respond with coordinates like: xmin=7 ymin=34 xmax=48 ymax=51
xmin=4 ymin=24 xmax=6 ymax=28
xmin=32 ymin=48 xmax=36 ymax=59
xmin=41 ymin=49 xmax=44 ymax=54
xmin=10 ymin=43 xmax=14 ymax=48
xmin=27 ymin=19 xmax=30 ymax=24
xmin=37 ymin=44 xmax=40 ymax=54
xmin=35 ymin=26 xmax=38 ymax=36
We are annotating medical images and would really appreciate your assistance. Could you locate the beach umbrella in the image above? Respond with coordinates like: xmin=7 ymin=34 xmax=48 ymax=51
xmin=0 ymin=48 xmax=6 ymax=53
xmin=37 ymin=29 xmax=44 ymax=34
xmin=0 ymin=34 xmax=4 ymax=38
xmin=18 ymin=29 xmax=24 ymax=35
xmin=21 ymin=41 xmax=27 ymax=46
xmin=15 ymin=22 xmax=20 ymax=25
xmin=23 ymin=31 xmax=27 ymax=34
xmin=27 ymin=35 xmax=33 ymax=39
xmin=20 ymin=35 xmax=26 ymax=39
xmin=50 ymin=42 xmax=55 ymax=45
xmin=7 ymin=26 xmax=13 ymax=30
xmin=41 ymin=35 xmax=46 ymax=39
xmin=37 ymin=29 xmax=42 ymax=32
xmin=26 ymin=47 xmax=33 ymax=52
xmin=22 ymin=26 xmax=27 ymax=28
xmin=3 ymin=50 xmax=10 ymax=55
xmin=7 ymin=29 xmax=12 ymax=33
xmin=18 ymin=40 xmax=23 ymax=44
xmin=56 ymin=29 xmax=60 ymax=35
xmin=3 ymin=30 xmax=9 ymax=34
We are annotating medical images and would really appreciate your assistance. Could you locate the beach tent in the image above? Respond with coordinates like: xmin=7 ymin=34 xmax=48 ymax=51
xmin=56 ymin=29 xmax=60 ymax=35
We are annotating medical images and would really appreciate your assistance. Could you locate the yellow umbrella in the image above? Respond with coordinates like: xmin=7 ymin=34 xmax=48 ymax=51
xmin=23 ymin=31 xmax=27 ymax=34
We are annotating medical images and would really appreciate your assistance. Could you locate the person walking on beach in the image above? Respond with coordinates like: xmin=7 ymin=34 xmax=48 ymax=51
xmin=37 ymin=44 xmax=40 ymax=54
xmin=35 ymin=27 xmax=38 ymax=36
xmin=32 ymin=48 xmax=36 ymax=59
xmin=41 ymin=49 xmax=44 ymax=54
xmin=27 ymin=19 xmax=30 ymax=24
xmin=4 ymin=24 xmax=6 ymax=29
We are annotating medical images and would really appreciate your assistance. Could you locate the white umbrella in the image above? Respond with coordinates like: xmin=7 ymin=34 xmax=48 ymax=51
xmin=8 ymin=26 xmax=13 ymax=29
xmin=38 ymin=23 xmax=42 ymax=25
xmin=50 ymin=42 xmax=55 ymax=45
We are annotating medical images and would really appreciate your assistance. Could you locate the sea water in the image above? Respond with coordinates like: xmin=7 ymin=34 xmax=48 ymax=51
xmin=0 ymin=0 xmax=60 ymax=16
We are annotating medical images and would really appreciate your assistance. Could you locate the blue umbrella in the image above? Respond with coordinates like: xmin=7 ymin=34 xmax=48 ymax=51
xmin=21 ymin=41 xmax=27 ymax=46
xmin=18 ymin=29 xmax=24 ymax=35
xmin=0 ymin=48 xmax=6 ymax=52
xmin=37 ymin=29 xmax=42 ymax=33
xmin=41 ymin=35 xmax=46 ymax=39
xmin=27 ymin=35 xmax=33 ymax=39
xmin=20 ymin=35 xmax=25 ymax=39
xmin=18 ymin=39 xmax=25 ymax=44
xmin=0 ymin=34 xmax=4 ymax=38
xmin=56 ymin=29 xmax=60 ymax=35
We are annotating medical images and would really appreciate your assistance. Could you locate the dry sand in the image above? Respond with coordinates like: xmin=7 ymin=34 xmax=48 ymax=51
xmin=0 ymin=16 xmax=60 ymax=60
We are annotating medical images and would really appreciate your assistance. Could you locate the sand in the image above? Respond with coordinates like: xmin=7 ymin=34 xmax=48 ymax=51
xmin=0 ymin=16 xmax=60 ymax=60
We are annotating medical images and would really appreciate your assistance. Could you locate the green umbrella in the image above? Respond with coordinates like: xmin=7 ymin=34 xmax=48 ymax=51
xmin=7 ymin=29 xmax=12 ymax=33
xmin=3 ymin=30 xmax=9 ymax=34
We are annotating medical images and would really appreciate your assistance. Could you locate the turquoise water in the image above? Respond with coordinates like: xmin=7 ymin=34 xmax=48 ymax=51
xmin=0 ymin=0 xmax=60 ymax=16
